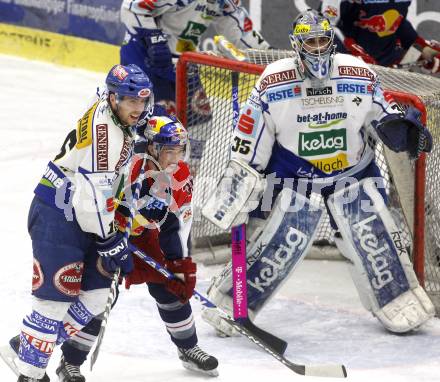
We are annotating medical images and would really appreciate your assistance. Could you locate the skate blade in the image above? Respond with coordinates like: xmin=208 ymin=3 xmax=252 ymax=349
xmin=181 ymin=361 xmax=219 ymax=377
xmin=0 ymin=343 xmax=20 ymax=376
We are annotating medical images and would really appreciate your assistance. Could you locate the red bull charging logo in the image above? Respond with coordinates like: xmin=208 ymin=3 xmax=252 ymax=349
xmin=355 ymin=9 xmax=403 ymax=37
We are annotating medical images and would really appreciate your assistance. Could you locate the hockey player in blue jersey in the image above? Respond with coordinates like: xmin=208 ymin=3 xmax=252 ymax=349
xmin=0 ymin=64 xmax=154 ymax=382
xmin=201 ymin=9 xmax=435 ymax=338
xmin=320 ymin=0 xmax=440 ymax=73
xmin=119 ymin=0 xmax=270 ymax=115
xmin=55 ymin=116 xmax=219 ymax=382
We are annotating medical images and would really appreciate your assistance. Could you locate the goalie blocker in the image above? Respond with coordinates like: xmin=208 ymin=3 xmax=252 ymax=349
xmin=202 ymin=187 xmax=324 ymax=336
xmin=202 ymin=159 xmax=266 ymax=231
xmin=328 ymin=178 xmax=434 ymax=333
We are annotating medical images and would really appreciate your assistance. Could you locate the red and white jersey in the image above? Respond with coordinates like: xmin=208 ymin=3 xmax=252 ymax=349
xmin=116 ymin=160 xmax=193 ymax=259
xmin=120 ymin=0 xmax=269 ymax=54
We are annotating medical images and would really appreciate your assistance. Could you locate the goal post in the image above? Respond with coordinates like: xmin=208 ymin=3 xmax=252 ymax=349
xmin=176 ymin=50 xmax=440 ymax=313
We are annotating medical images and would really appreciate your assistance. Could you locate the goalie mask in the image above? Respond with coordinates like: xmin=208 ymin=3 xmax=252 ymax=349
xmin=289 ymin=9 xmax=335 ymax=80
xmin=145 ymin=116 xmax=190 ymax=168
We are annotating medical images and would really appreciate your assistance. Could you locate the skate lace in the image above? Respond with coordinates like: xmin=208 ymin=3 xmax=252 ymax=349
xmin=185 ymin=345 xmax=210 ymax=362
xmin=64 ymin=361 xmax=82 ymax=377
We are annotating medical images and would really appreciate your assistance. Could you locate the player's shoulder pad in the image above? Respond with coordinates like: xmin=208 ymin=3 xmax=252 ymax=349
xmin=76 ymin=100 xmax=100 ymax=149
xmin=256 ymin=57 xmax=299 ymax=92
xmin=332 ymin=53 xmax=378 ymax=81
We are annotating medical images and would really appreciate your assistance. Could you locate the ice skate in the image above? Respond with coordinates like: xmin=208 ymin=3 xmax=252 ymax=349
xmin=177 ymin=345 xmax=219 ymax=377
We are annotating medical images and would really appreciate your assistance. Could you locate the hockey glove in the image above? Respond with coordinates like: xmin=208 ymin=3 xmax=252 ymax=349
xmin=405 ymin=107 xmax=433 ymax=159
xmin=414 ymin=37 xmax=440 ymax=74
xmin=164 ymin=257 xmax=197 ymax=303
xmin=144 ymin=29 xmax=173 ymax=68
xmin=96 ymin=232 xmax=134 ymax=275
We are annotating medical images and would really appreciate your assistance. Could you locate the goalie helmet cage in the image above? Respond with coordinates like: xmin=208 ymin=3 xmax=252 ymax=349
xmin=176 ymin=50 xmax=440 ymax=315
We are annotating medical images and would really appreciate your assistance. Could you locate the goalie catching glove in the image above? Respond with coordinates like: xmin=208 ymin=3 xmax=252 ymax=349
xmin=375 ymin=106 xmax=432 ymax=160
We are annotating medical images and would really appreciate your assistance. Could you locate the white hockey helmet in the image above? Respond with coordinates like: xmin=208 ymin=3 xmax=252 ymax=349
xmin=289 ymin=9 xmax=335 ymax=80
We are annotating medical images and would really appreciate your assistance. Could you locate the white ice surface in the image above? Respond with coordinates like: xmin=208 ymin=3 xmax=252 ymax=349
xmin=1 ymin=54 xmax=440 ymax=382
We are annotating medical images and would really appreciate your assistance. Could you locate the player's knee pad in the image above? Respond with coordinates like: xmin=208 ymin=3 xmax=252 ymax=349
xmin=328 ymin=178 xmax=435 ymax=333
xmin=58 ymin=288 xmax=109 ymax=344
xmin=203 ymin=188 xmax=324 ymax=335
xmin=79 ymin=288 xmax=111 ymax=316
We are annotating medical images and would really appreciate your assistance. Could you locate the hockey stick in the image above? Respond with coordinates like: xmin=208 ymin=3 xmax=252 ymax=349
xmin=232 ymin=224 xmax=248 ymax=319
xmin=231 ymin=225 xmax=289 ymax=353
xmin=230 ymin=72 xmax=288 ymax=355
xmin=130 ymin=244 xmax=347 ymax=378
xmin=90 ymin=154 xmax=146 ymax=370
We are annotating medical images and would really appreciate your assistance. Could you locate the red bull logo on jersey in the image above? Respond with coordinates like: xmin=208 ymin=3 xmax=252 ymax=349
xmin=355 ymin=9 xmax=403 ymax=37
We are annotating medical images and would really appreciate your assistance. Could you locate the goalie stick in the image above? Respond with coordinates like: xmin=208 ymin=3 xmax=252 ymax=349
xmin=230 ymin=224 xmax=288 ymax=354
xmin=90 ymin=153 xmax=146 ymax=370
xmin=230 ymin=72 xmax=288 ymax=355
xmin=130 ymin=243 xmax=347 ymax=378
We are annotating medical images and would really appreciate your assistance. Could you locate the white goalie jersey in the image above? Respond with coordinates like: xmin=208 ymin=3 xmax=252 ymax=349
xmin=120 ymin=0 xmax=270 ymax=54
xmin=231 ymin=53 xmax=403 ymax=180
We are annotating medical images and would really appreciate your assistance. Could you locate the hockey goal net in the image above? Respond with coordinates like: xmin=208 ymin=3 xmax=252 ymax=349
xmin=176 ymin=50 xmax=440 ymax=315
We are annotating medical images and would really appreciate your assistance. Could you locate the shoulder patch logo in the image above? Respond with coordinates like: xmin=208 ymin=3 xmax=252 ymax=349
xmin=96 ymin=124 xmax=108 ymax=171
xmin=76 ymin=101 xmax=99 ymax=149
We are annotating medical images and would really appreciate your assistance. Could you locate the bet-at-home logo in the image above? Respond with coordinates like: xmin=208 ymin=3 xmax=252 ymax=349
xmin=297 ymin=111 xmax=347 ymax=129
xmin=177 ymin=21 xmax=207 ymax=52
xmin=299 ymin=128 xmax=347 ymax=156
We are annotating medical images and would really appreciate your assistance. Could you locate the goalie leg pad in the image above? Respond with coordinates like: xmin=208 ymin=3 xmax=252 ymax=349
xmin=202 ymin=188 xmax=324 ymax=335
xmin=328 ymin=178 xmax=434 ymax=332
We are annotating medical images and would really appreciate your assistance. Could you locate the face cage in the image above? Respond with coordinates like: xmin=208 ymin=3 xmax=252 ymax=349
xmin=291 ymin=30 xmax=335 ymax=80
